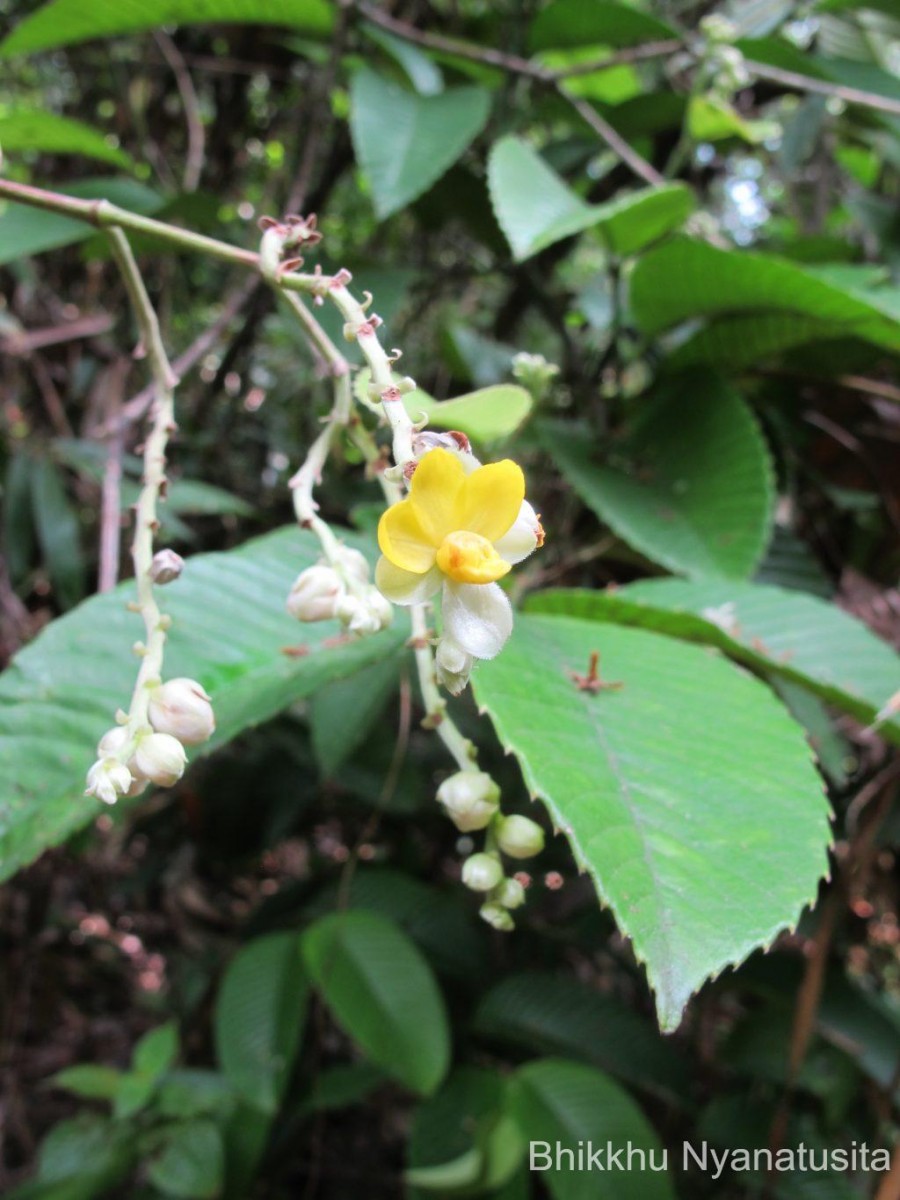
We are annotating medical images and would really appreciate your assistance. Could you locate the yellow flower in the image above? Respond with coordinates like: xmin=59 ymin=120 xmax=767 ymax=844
xmin=375 ymin=448 xmax=543 ymax=681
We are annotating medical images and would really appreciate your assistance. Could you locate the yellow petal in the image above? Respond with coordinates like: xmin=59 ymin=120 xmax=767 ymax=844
xmin=455 ymin=460 xmax=525 ymax=543
xmin=375 ymin=557 xmax=442 ymax=605
xmin=408 ymin=448 xmax=466 ymax=544
xmin=378 ymin=500 xmax=438 ymax=574
xmin=436 ymin=531 xmax=512 ymax=585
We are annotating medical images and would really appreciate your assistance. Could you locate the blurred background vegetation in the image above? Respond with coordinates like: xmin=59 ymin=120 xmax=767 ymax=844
xmin=1 ymin=0 xmax=900 ymax=1197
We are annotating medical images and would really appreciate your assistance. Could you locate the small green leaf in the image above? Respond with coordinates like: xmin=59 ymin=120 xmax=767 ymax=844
xmin=473 ymin=972 xmax=688 ymax=1100
xmin=488 ymin=136 xmax=693 ymax=261
xmin=133 ymin=1021 xmax=179 ymax=1079
xmin=3 ymin=452 xmax=37 ymax=585
xmin=350 ymin=68 xmax=491 ymax=218
xmin=215 ymin=932 xmax=309 ymax=1114
xmin=473 ymin=614 xmax=831 ymax=1030
xmin=29 ymin=457 xmax=86 ymax=609
xmin=0 ymin=109 xmax=134 ymax=168
xmin=540 ymin=375 xmax=775 ymax=579
xmin=302 ymin=911 xmax=450 ymax=1094
xmin=147 ymin=1120 xmax=224 ymax=1200
xmin=49 ymin=1065 xmax=122 ymax=1101
xmin=687 ymin=95 xmax=774 ymax=143
xmin=629 ymin=236 xmax=900 ymax=354
xmin=509 ymin=1059 xmax=676 ymax=1200
xmin=529 ymin=0 xmax=676 ymax=50
xmin=404 ymin=383 xmax=533 ymax=444
xmin=1 ymin=0 xmax=333 ymax=56
xmin=528 ymin=577 xmax=900 ymax=744
xmin=362 ymin=24 xmax=444 ymax=96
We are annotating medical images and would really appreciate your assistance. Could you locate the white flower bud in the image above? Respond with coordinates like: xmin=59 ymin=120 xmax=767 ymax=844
xmin=286 ymin=565 xmax=343 ymax=622
xmin=436 ymin=770 xmax=500 ymax=832
xmin=494 ymin=877 xmax=526 ymax=910
xmin=150 ymin=549 xmax=185 ymax=584
xmin=411 ymin=430 xmax=481 ymax=474
xmin=85 ymin=758 xmax=133 ymax=805
xmin=334 ymin=547 xmax=371 ymax=584
xmin=479 ymin=902 xmax=514 ymax=932
xmin=97 ymin=725 xmax=129 ymax=758
xmin=148 ymin=678 xmax=215 ymax=745
xmin=132 ymin=732 xmax=187 ymax=787
xmin=461 ymin=853 xmax=504 ymax=893
xmin=336 ymin=587 xmax=393 ymax=636
xmin=496 ymin=814 xmax=545 ymax=859
xmin=435 ymin=637 xmax=473 ymax=696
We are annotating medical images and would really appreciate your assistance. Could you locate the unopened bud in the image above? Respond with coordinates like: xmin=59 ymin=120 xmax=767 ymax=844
xmin=479 ymin=902 xmax=514 ymax=932
xmin=132 ymin=732 xmax=187 ymax=787
xmin=85 ymin=758 xmax=133 ymax=805
xmin=496 ymin=814 xmax=545 ymax=860
xmin=436 ymin=770 xmax=499 ymax=832
xmin=336 ymin=587 xmax=393 ymax=636
xmin=150 ymin=549 xmax=184 ymax=584
xmin=148 ymin=678 xmax=215 ymax=745
xmin=462 ymin=853 xmax=503 ymax=893
xmin=286 ymin=564 xmax=343 ymax=622
xmin=435 ymin=637 xmax=473 ymax=696
xmin=494 ymin=877 xmax=526 ymax=910
xmin=411 ymin=430 xmax=480 ymax=474
xmin=97 ymin=724 xmax=129 ymax=758
xmin=334 ymin=546 xmax=371 ymax=584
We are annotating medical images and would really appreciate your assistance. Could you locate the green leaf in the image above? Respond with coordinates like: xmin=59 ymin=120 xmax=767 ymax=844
xmin=527 ymin=577 xmax=900 ymax=744
xmin=0 ymin=110 xmax=134 ymax=168
xmin=362 ymin=24 xmax=444 ymax=96
xmin=49 ymin=1065 xmax=122 ymax=1101
xmin=473 ymin=972 xmax=688 ymax=1101
xmin=509 ymin=1059 xmax=675 ymax=1199
xmin=1 ymin=0 xmax=333 ymax=56
xmin=302 ymin=911 xmax=450 ymax=1095
xmin=4 ymin=452 xmax=37 ymax=585
xmin=629 ymin=236 xmax=900 ymax=356
xmin=215 ymin=932 xmax=309 ymax=1114
xmin=133 ymin=1021 xmax=179 ymax=1079
xmin=304 ymin=867 xmax=490 ymax=981
xmin=473 ymin=614 xmax=831 ymax=1030
xmin=37 ymin=1115 xmax=134 ymax=1191
xmin=156 ymin=1070 xmax=235 ymax=1120
xmin=407 ymin=1068 xmax=525 ymax=1196
xmin=687 ymin=95 xmax=774 ymax=144
xmin=0 ymin=178 xmax=164 ymax=265
xmin=147 ymin=1120 xmax=224 ymax=1200
xmin=29 ymin=457 xmax=86 ymax=609
xmin=529 ymin=0 xmax=676 ymax=50
xmin=488 ymin=137 xmax=694 ymax=261
xmin=405 ymin=383 xmax=534 ymax=444
xmin=0 ymin=525 xmax=405 ymax=883
xmin=350 ymin=68 xmax=491 ymax=218
xmin=310 ymin=657 xmax=400 ymax=776
xmin=540 ymin=376 xmax=774 ymax=579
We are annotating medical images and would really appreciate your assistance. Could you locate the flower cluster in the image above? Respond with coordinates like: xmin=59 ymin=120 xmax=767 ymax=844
xmin=85 ymin=678 xmax=215 ymax=805
xmin=375 ymin=447 xmax=543 ymax=694
xmin=287 ymin=545 xmax=392 ymax=637
xmin=437 ymin=769 xmax=546 ymax=931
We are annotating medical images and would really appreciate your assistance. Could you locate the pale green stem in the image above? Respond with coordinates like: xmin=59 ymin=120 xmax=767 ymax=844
xmin=105 ymin=227 xmax=178 ymax=749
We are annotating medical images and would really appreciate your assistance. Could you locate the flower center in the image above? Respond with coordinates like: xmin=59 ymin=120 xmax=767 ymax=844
xmin=436 ymin=531 xmax=512 ymax=585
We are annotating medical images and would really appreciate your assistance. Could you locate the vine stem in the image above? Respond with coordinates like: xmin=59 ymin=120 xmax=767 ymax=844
xmin=267 ymin=263 xmax=477 ymax=773
xmin=105 ymin=227 xmax=178 ymax=746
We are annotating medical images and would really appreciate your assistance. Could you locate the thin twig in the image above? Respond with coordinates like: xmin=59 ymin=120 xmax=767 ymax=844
xmin=745 ymin=58 xmax=900 ymax=118
xmin=101 ymin=275 xmax=259 ymax=436
xmin=105 ymin=227 xmax=178 ymax=749
xmin=97 ymin=359 xmax=131 ymax=593
xmin=556 ymin=83 xmax=665 ymax=186
xmin=0 ymin=313 xmax=114 ymax=356
xmin=154 ymin=32 xmax=206 ymax=193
